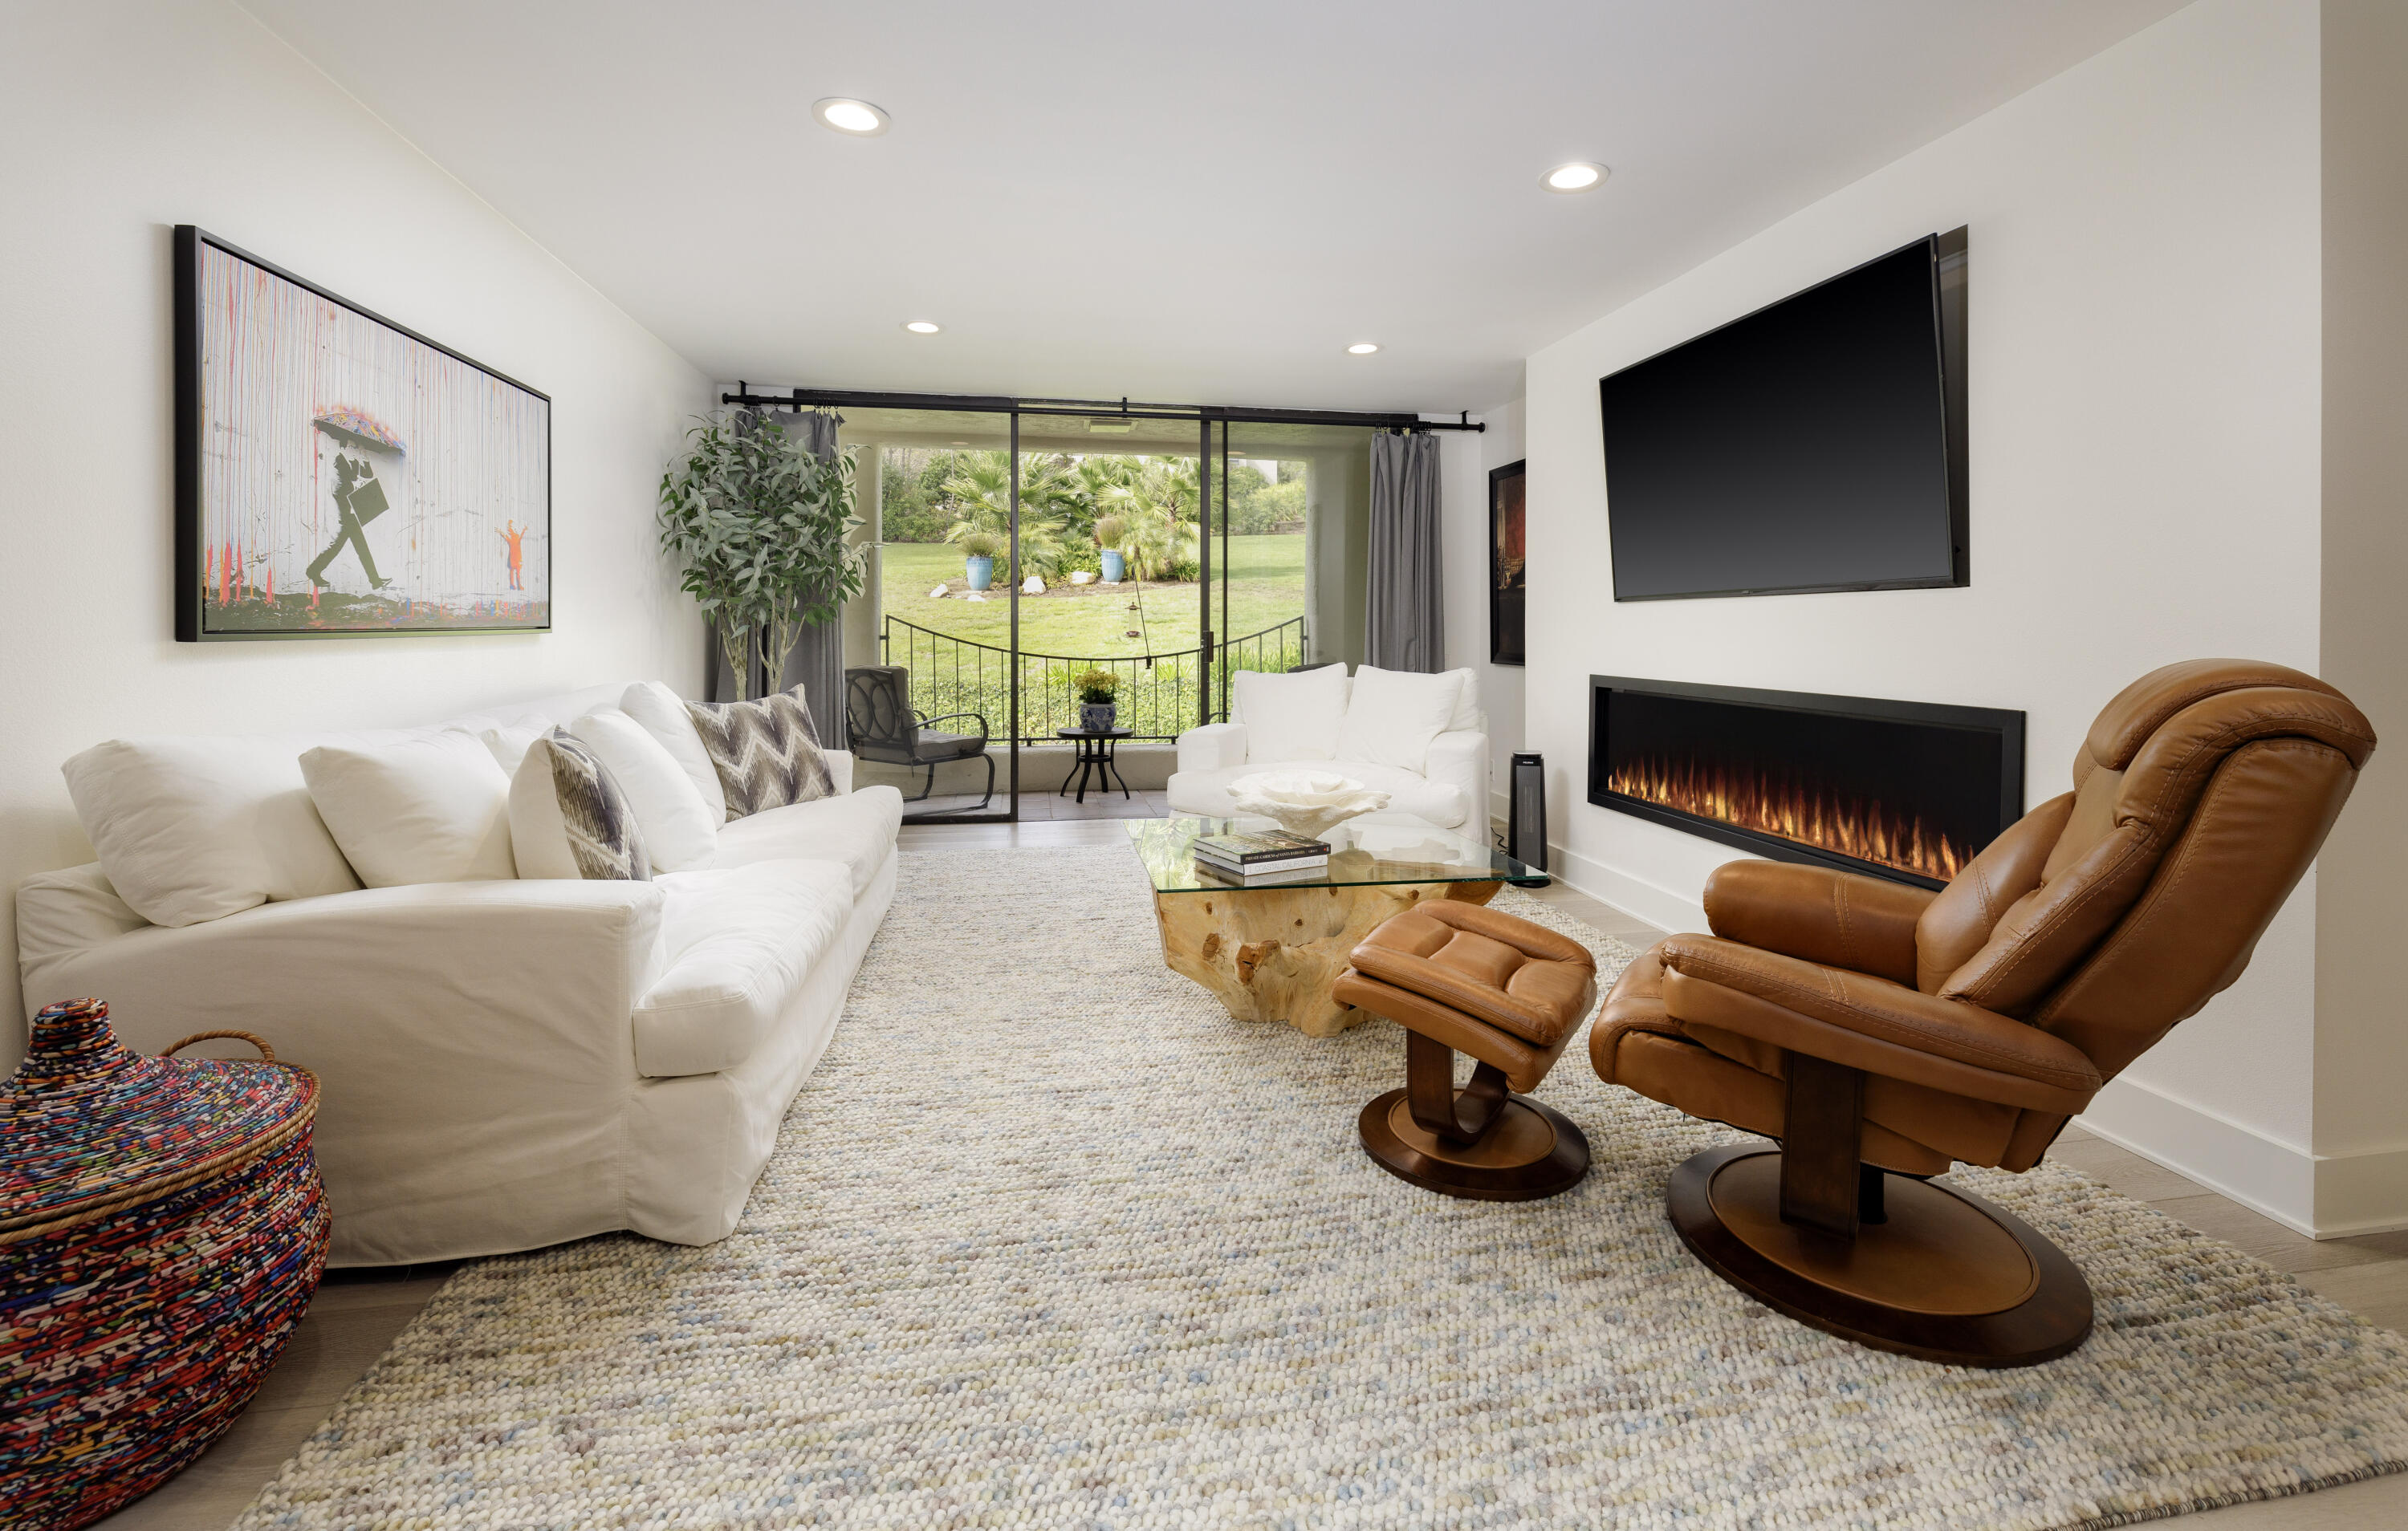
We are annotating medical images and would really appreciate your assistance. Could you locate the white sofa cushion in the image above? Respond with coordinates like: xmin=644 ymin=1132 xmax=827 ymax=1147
xmin=61 ymin=734 xmax=370 ymax=927
xmin=1166 ymin=759 xmax=1467 ymax=830
xmin=709 ymin=785 xmax=904 ymax=897
xmin=1438 ymin=667 xmax=1482 ymax=733
xmin=568 ymin=708 xmax=719 ymax=873
xmin=1336 ymin=666 xmax=1466 ymax=774
xmin=468 ymin=725 xmax=544 ymax=777
xmin=508 ymin=731 xmax=653 ymax=881
xmin=299 ymin=732 xmax=518 ymax=887
xmin=620 ymin=680 xmax=727 ymax=822
xmin=1231 ymin=665 xmax=1348 ymax=763
xmin=634 ymin=859 xmax=852 ymax=1078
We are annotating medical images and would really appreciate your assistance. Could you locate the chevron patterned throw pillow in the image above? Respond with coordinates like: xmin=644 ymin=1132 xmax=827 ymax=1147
xmin=685 ymin=686 xmax=837 ymax=821
xmin=506 ymin=729 xmax=652 ymax=881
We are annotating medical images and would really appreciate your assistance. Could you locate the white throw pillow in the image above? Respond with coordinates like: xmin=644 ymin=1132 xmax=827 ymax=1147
xmin=1231 ymin=665 xmax=1348 ymax=763
xmin=620 ymin=680 xmax=727 ymax=823
xmin=1336 ymin=666 xmax=1467 ymax=774
xmin=1437 ymin=668 xmax=1482 ymax=733
xmin=62 ymin=735 xmax=365 ymax=928
xmin=467 ymin=725 xmax=544 ymax=778
xmin=567 ymin=708 xmax=719 ymax=872
xmin=299 ymin=733 xmax=517 ymax=887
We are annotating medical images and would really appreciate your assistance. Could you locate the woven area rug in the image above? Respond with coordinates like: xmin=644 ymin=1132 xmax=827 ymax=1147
xmin=236 ymin=845 xmax=2408 ymax=1530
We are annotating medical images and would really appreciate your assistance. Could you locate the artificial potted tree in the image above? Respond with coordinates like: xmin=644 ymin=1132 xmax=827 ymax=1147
xmin=1074 ymin=668 xmax=1120 ymax=733
xmin=957 ymin=529 xmax=1001 ymax=591
xmin=1093 ymin=515 xmax=1128 ymax=584
xmin=657 ymin=414 xmax=866 ymax=698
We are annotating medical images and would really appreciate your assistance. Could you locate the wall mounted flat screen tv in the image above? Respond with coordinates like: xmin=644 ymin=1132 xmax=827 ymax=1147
xmin=1601 ymin=229 xmax=1968 ymax=601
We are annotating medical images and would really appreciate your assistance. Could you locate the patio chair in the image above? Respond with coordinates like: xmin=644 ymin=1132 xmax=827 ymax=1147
xmin=844 ymin=665 xmax=994 ymax=808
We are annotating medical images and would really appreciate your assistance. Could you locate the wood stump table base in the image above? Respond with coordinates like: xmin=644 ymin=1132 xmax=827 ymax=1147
xmin=1152 ymin=879 xmax=1502 ymax=1038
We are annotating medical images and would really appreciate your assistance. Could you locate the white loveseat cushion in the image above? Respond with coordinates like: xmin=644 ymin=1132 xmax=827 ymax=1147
xmin=1336 ymin=666 xmax=1467 ymax=774
xmin=635 ymin=859 xmax=853 ymax=1078
xmin=1165 ymin=759 xmax=1468 ymax=829
xmin=707 ymin=784 xmax=905 ymax=897
xmin=1231 ymin=665 xmax=1348 ymax=762
xmin=567 ymin=708 xmax=719 ymax=872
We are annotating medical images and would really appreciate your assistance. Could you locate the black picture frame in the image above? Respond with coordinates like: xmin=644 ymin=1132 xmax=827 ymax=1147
xmin=174 ymin=225 xmax=552 ymax=641
xmin=1489 ymin=458 xmax=1527 ymax=665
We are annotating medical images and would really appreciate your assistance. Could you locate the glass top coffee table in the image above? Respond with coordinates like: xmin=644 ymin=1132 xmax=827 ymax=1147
xmin=1128 ymin=816 xmax=1545 ymax=1037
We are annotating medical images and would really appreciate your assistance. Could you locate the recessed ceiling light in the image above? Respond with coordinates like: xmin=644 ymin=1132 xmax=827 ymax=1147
xmin=1542 ymin=161 xmax=1608 ymax=193
xmin=1347 ymin=343 xmax=1380 ymax=355
xmin=814 ymin=97 xmax=889 ymax=136
xmin=901 ymin=320 xmax=941 ymax=335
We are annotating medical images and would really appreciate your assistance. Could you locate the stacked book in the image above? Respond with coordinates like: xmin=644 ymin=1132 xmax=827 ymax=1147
xmin=1192 ymin=830 xmax=1332 ymax=885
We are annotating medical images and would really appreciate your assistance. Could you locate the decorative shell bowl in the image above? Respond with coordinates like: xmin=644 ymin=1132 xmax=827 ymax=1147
xmin=1225 ymin=770 xmax=1390 ymax=841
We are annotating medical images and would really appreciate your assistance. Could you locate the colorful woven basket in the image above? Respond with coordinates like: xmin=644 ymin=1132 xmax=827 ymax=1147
xmin=2 ymin=998 xmax=329 ymax=1531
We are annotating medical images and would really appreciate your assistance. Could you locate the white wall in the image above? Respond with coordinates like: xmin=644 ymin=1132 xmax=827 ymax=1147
xmin=1439 ymin=395 xmax=1527 ymax=822
xmin=0 ymin=1 xmax=713 ymax=1067
xmin=1522 ymin=0 xmax=2339 ymax=1224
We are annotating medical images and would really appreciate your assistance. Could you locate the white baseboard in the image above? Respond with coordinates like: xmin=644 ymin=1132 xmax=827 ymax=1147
xmin=2077 ymin=1075 xmax=2408 ymax=1238
xmin=1548 ymin=841 xmax=1702 ymax=935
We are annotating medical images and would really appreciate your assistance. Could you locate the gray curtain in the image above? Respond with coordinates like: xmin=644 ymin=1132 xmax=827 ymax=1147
xmin=1364 ymin=428 xmax=1445 ymax=672
xmin=711 ymin=407 xmax=848 ymax=748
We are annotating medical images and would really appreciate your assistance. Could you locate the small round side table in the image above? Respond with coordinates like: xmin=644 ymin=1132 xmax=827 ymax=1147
xmin=1056 ymin=727 xmax=1133 ymax=802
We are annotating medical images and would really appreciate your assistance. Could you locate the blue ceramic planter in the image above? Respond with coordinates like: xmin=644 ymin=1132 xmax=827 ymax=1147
xmin=965 ymin=554 xmax=994 ymax=591
xmin=1100 ymin=550 xmax=1125 ymax=584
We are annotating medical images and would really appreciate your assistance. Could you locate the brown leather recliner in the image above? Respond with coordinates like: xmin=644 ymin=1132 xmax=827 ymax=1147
xmin=1592 ymin=660 xmax=2375 ymax=1367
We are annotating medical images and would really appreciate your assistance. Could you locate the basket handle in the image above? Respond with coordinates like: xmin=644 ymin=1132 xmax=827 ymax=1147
xmin=162 ymin=1029 xmax=277 ymax=1064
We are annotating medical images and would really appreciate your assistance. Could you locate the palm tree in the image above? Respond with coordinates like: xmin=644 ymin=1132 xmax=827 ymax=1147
xmin=937 ymin=451 xmax=1072 ymax=578
xmin=1101 ymin=457 xmax=1199 ymax=580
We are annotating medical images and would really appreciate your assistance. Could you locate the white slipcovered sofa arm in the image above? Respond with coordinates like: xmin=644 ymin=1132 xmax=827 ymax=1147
xmin=824 ymin=748 xmax=855 ymax=795
xmin=1179 ymin=721 xmax=1249 ymax=774
xmin=1425 ymin=730 xmax=1491 ymax=835
xmin=17 ymin=879 xmax=668 ymax=1263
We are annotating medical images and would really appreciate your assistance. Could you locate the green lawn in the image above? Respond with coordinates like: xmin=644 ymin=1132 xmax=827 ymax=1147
xmin=877 ymin=534 xmax=1304 ymax=660
xmin=873 ymin=534 xmax=1308 ymax=738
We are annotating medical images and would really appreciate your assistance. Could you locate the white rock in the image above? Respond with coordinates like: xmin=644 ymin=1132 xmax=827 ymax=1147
xmin=1023 ymin=575 xmax=1046 ymax=595
xmin=927 ymin=584 xmax=949 ymax=599
xmin=1068 ymin=571 xmax=1094 ymax=585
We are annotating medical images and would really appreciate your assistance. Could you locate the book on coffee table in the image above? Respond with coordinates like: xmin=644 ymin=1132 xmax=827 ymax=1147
xmin=1191 ymin=858 xmax=1327 ymax=887
xmin=1192 ymin=830 xmax=1330 ymax=871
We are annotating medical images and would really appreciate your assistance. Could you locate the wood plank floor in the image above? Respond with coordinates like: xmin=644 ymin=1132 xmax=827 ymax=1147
xmin=94 ymin=818 xmax=2408 ymax=1528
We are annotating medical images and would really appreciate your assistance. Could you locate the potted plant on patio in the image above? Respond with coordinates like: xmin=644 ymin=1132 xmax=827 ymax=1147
xmin=958 ymin=529 xmax=1001 ymax=591
xmin=657 ymin=413 xmax=865 ymax=699
xmin=1093 ymin=515 xmax=1128 ymax=584
xmin=1074 ymin=668 xmax=1120 ymax=733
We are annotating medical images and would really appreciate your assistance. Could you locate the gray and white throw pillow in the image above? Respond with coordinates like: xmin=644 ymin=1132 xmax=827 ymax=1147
xmin=506 ymin=728 xmax=652 ymax=881
xmin=685 ymin=686 xmax=836 ymax=821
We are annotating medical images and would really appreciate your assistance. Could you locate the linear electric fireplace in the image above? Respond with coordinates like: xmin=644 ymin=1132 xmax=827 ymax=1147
xmin=1588 ymin=676 xmax=2024 ymax=889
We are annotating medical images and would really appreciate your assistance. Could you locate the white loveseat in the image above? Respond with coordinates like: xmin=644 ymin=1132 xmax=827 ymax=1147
xmin=1166 ymin=664 xmax=1491 ymax=831
xmin=15 ymin=682 xmax=901 ymax=1267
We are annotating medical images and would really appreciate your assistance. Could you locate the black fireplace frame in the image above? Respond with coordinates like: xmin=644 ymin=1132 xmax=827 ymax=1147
xmin=1587 ymin=675 xmax=2025 ymax=890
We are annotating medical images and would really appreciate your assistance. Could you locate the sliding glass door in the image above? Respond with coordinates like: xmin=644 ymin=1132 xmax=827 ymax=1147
xmin=826 ymin=398 xmax=1381 ymax=824
xmin=837 ymin=406 xmax=1018 ymax=822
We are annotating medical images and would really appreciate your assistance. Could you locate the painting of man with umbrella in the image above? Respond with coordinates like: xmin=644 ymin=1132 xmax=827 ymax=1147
xmin=176 ymin=225 xmax=551 ymax=640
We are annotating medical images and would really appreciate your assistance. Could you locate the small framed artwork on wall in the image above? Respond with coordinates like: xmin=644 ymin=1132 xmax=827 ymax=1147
xmin=174 ymin=225 xmax=551 ymax=641
xmin=1490 ymin=459 xmax=1526 ymax=665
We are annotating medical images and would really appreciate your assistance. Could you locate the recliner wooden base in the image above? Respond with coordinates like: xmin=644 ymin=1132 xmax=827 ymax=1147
xmin=1359 ymin=1088 xmax=1590 ymax=1200
xmin=1668 ymin=1142 xmax=2093 ymax=1368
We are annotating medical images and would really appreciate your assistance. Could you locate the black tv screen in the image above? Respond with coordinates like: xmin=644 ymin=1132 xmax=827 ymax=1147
xmin=1601 ymin=234 xmax=1967 ymax=600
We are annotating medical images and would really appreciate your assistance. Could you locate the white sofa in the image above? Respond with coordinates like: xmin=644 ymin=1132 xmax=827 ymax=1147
xmin=1167 ymin=664 xmax=1491 ymax=832
xmin=15 ymin=682 xmax=901 ymax=1268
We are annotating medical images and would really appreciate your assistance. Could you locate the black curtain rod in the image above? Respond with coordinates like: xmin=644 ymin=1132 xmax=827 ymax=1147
xmin=718 ymin=384 xmax=1485 ymax=432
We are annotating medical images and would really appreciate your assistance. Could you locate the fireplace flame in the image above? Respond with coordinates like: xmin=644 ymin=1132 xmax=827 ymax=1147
xmin=1606 ymin=755 xmax=1969 ymax=882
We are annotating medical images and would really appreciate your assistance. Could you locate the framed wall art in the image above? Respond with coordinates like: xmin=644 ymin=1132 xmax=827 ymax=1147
xmin=1489 ymin=458 xmax=1526 ymax=665
xmin=175 ymin=225 xmax=551 ymax=640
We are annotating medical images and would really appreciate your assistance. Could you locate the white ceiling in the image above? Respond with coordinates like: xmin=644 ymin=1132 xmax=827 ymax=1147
xmin=242 ymin=0 xmax=2186 ymax=414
